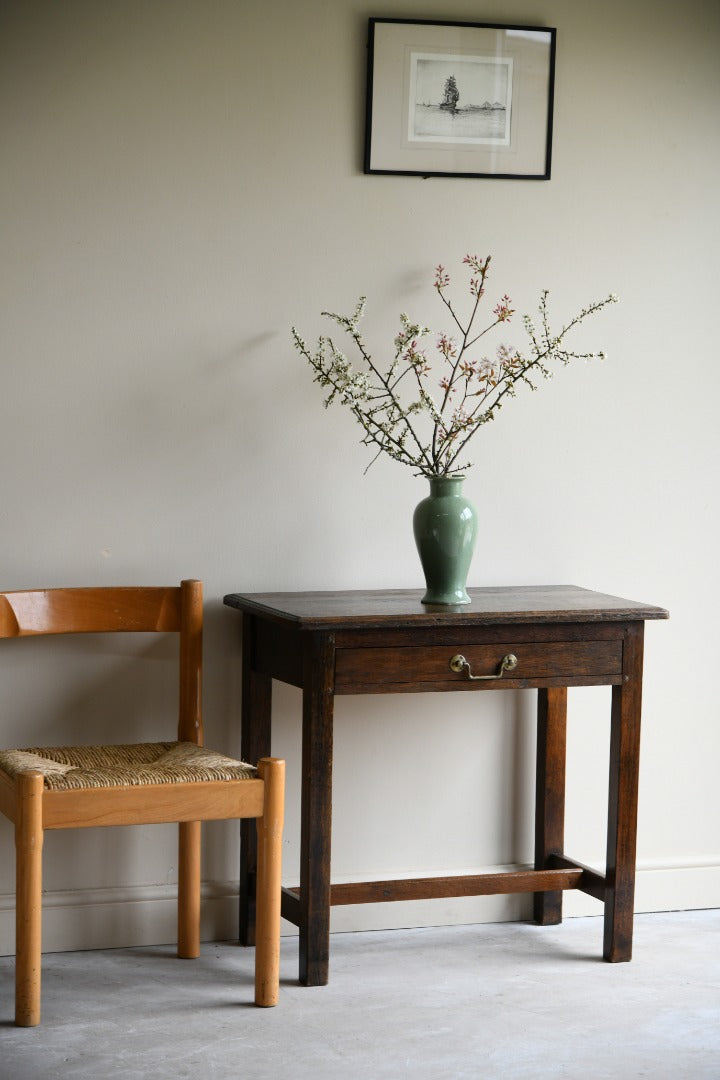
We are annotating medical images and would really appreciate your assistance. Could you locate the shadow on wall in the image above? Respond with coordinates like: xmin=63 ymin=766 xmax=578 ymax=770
xmin=118 ymin=329 xmax=288 ymax=473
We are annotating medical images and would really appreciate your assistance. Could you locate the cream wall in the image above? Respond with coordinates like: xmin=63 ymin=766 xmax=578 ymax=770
xmin=1 ymin=0 xmax=718 ymax=952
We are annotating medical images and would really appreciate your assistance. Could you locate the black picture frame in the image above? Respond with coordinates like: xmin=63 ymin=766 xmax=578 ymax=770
xmin=364 ymin=18 xmax=556 ymax=180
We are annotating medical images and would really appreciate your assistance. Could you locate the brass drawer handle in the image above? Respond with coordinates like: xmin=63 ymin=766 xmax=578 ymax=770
xmin=449 ymin=653 xmax=518 ymax=681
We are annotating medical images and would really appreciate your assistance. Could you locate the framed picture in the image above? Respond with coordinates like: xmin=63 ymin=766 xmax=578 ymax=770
xmin=364 ymin=19 xmax=556 ymax=180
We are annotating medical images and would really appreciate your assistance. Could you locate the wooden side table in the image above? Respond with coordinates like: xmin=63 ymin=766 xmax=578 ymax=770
xmin=224 ymin=586 xmax=667 ymax=986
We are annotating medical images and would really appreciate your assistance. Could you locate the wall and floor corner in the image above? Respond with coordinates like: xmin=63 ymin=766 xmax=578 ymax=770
xmin=0 ymin=0 xmax=718 ymax=955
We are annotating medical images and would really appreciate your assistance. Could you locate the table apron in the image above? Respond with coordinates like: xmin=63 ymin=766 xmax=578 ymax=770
xmin=252 ymin=621 xmax=628 ymax=693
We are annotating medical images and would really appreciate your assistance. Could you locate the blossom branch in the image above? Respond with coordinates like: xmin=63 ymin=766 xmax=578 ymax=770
xmin=292 ymin=257 xmax=617 ymax=478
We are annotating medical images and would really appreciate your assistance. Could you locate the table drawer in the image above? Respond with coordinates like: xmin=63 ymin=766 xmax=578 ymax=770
xmin=334 ymin=639 xmax=623 ymax=691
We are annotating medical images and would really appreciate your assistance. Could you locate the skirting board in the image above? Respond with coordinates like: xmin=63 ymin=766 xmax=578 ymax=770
xmin=0 ymin=860 xmax=718 ymax=955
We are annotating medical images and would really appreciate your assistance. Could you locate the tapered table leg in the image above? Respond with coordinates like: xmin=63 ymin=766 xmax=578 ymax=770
xmin=534 ymin=687 xmax=568 ymax=925
xmin=604 ymin=623 xmax=644 ymax=962
xmin=299 ymin=632 xmax=335 ymax=986
xmin=239 ymin=614 xmax=272 ymax=947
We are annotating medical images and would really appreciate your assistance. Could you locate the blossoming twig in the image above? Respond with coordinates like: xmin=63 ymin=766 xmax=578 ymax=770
xmin=291 ymin=256 xmax=617 ymax=477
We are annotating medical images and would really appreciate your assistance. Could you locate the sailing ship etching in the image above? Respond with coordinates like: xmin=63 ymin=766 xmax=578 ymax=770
xmin=439 ymin=75 xmax=460 ymax=111
xmin=409 ymin=56 xmax=512 ymax=144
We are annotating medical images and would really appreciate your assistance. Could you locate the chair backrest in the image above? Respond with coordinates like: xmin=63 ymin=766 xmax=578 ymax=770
xmin=0 ymin=580 xmax=203 ymax=743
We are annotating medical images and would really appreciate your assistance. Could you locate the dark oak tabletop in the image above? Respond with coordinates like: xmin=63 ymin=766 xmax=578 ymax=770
xmin=224 ymin=586 xmax=669 ymax=630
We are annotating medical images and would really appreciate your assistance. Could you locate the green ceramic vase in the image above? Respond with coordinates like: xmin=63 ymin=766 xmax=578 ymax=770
xmin=413 ymin=475 xmax=478 ymax=605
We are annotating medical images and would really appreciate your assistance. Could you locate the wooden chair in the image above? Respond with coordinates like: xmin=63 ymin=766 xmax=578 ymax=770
xmin=0 ymin=579 xmax=284 ymax=1026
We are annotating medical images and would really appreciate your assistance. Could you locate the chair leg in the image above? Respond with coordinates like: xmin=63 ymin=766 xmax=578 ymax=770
xmin=178 ymin=820 xmax=201 ymax=958
xmin=254 ymin=758 xmax=285 ymax=1007
xmin=15 ymin=771 xmax=44 ymax=1027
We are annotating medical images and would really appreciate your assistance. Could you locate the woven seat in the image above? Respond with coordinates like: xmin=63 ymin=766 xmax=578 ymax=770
xmin=0 ymin=580 xmax=285 ymax=1026
xmin=0 ymin=742 xmax=257 ymax=790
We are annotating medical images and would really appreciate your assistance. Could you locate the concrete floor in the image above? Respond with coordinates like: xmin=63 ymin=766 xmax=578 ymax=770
xmin=1 ymin=910 xmax=718 ymax=1079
